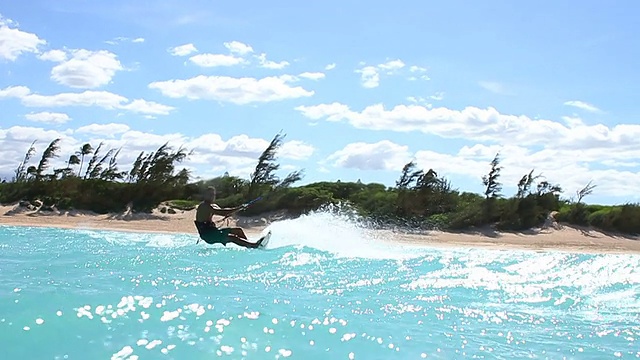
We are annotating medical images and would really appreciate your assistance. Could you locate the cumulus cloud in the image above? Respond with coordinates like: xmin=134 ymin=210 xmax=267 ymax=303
xmin=302 ymin=100 xmax=640 ymax=199
xmin=256 ymin=53 xmax=289 ymax=69
xmin=168 ymin=43 xmax=198 ymax=56
xmin=39 ymin=49 xmax=124 ymax=89
xmin=75 ymin=123 xmax=130 ymax=136
xmin=0 ymin=125 xmax=314 ymax=182
xmin=327 ymin=140 xmax=411 ymax=171
xmin=189 ymin=53 xmax=246 ymax=67
xmin=149 ymin=75 xmax=314 ymax=105
xmin=355 ymin=59 xmax=412 ymax=88
xmin=0 ymin=85 xmax=174 ymax=116
xmin=25 ymin=111 xmax=71 ymax=124
xmin=38 ymin=49 xmax=66 ymax=62
xmin=280 ymin=140 xmax=316 ymax=160
xmin=325 ymin=63 xmax=336 ymax=70
xmin=295 ymin=102 xmax=640 ymax=152
xmin=223 ymin=41 xmax=253 ymax=55
xmin=0 ymin=16 xmax=46 ymax=61
xmin=324 ymin=139 xmax=640 ymax=199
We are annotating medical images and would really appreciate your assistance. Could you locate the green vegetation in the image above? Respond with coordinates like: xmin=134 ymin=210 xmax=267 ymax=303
xmin=1 ymin=134 xmax=639 ymax=236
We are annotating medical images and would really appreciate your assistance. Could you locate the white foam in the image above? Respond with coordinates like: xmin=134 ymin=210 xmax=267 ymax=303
xmin=262 ymin=207 xmax=430 ymax=260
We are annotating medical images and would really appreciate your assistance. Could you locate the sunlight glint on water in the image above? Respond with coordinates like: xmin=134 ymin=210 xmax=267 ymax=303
xmin=1 ymin=209 xmax=639 ymax=359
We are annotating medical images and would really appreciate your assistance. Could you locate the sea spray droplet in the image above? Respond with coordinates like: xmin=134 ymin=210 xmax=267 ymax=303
xmin=279 ymin=349 xmax=292 ymax=357
xmin=111 ymin=345 xmax=134 ymax=360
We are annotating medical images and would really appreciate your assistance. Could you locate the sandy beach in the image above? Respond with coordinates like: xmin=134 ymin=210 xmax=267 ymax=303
xmin=1 ymin=203 xmax=639 ymax=254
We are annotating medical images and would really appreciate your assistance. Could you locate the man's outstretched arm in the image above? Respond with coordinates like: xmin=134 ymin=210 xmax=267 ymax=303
xmin=210 ymin=204 xmax=245 ymax=217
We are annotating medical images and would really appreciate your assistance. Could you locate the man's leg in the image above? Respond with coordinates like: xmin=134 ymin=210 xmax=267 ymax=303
xmin=227 ymin=227 xmax=248 ymax=239
xmin=226 ymin=234 xmax=262 ymax=248
xmin=222 ymin=227 xmax=262 ymax=249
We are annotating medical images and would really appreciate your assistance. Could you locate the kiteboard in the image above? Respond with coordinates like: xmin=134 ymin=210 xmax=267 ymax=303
xmin=257 ymin=230 xmax=272 ymax=249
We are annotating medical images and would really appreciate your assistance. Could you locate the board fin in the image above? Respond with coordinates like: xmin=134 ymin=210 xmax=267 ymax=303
xmin=258 ymin=230 xmax=272 ymax=248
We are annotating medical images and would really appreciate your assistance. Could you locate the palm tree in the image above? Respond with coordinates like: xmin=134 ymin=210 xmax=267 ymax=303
xmin=76 ymin=143 xmax=94 ymax=177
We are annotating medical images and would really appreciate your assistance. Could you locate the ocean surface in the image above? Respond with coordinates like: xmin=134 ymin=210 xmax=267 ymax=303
xmin=1 ymin=211 xmax=639 ymax=359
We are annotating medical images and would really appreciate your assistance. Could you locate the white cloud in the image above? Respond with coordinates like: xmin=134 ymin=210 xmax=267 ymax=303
xmin=223 ymin=41 xmax=253 ymax=55
xmin=325 ymin=63 xmax=336 ymax=70
xmin=38 ymin=49 xmax=67 ymax=62
xmin=0 ymin=85 xmax=174 ymax=116
xmin=75 ymin=123 xmax=130 ymax=136
xmin=46 ymin=49 xmax=124 ymax=89
xmin=327 ymin=140 xmax=411 ymax=171
xmin=189 ymin=53 xmax=246 ymax=67
xmin=564 ymin=100 xmax=601 ymax=113
xmin=295 ymin=102 xmax=640 ymax=159
xmin=416 ymin=145 xmax=640 ymax=199
xmin=132 ymin=37 xmax=145 ymax=43
xmin=169 ymin=43 xmax=198 ymax=56
xmin=118 ymin=99 xmax=175 ymax=115
xmin=378 ymin=59 xmax=405 ymax=72
xmin=0 ymin=126 xmax=75 ymax=181
xmin=149 ymin=75 xmax=314 ymax=105
xmin=280 ymin=140 xmax=316 ymax=160
xmin=0 ymin=16 xmax=46 ymax=61
xmin=298 ymin=72 xmax=325 ymax=80
xmin=562 ymin=115 xmax=585 ymax=128
xmin=324 ymin=139 xmax=640 ymax=199
xmin=256 ymin=53 xmax=289 ymax=69
xmin=0 ymin=125 xmax=314 ymax=181
xmin=355 ymin=59 xmax=408 ymax=88
xmin=25 ymin=111 xmax=71 ymax=124
xmin=301 ymin=99 xmax=640 ymax=200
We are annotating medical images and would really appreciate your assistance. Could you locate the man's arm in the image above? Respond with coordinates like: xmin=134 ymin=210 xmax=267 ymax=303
xmin=210 ymin=204 xmax=244 ymax=217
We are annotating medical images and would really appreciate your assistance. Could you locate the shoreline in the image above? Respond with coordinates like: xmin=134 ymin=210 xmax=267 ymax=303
xmin=1 ymin=203 xmax=639 ymax=255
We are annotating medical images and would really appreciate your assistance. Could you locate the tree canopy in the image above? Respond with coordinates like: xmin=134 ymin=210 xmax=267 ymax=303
xmin=1 ymin=132 xmax=639 ymax=236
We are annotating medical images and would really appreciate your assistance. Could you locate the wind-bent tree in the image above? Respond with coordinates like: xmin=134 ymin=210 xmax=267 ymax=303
xmin=247 ymin=132 xmax=304 ymax=198
xmin=86 ymin=147 xmax=116 ymax=180
xmin=99 ymin=147 xmax=125 ymax=181
xmin=396 ymin=160 xmax=423 ymax=190
xmin=576 ymin=180 xmax=596 ymax=204
xmin=516 ymin=169 xmax=540 ymax=198
xmin=14 ymin=140 xmax=37 ymax=182
xmin=83 ymin=142 xmax=104 ymax=179
xmin=34 ymin=138 xmax=61 ymax=181
xmin=481 ymin=152 xmax=503 ymax=222
xmin=76 ymin=143 xmax=94 ymax=177
xmin=482 ymin=153 xmax=502 ymax=199
xmin=536 ymin=180 xmax=562 ymax=197
xmin=127 ymin=143 xmax=191 ymax=184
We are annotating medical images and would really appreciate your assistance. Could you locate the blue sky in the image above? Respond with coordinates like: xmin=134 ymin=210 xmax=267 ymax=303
xmin=1 ymin=0 xmax=639 ymax=205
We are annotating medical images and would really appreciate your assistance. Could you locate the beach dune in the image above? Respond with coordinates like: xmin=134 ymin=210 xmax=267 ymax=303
xmin=1 ymin=202 xmax=639 ymax=254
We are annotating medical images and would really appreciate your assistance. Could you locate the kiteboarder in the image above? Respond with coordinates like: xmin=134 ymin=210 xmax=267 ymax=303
xmin=194 ymin=186 xmax=266 ymax=248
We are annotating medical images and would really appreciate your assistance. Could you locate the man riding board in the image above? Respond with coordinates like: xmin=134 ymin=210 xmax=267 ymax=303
xmin=194 ymin=186 xmax=265 ymax=248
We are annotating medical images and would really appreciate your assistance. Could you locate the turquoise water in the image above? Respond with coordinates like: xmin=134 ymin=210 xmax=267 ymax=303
xmin=1 ymin=212 xmax=639 ymax=359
